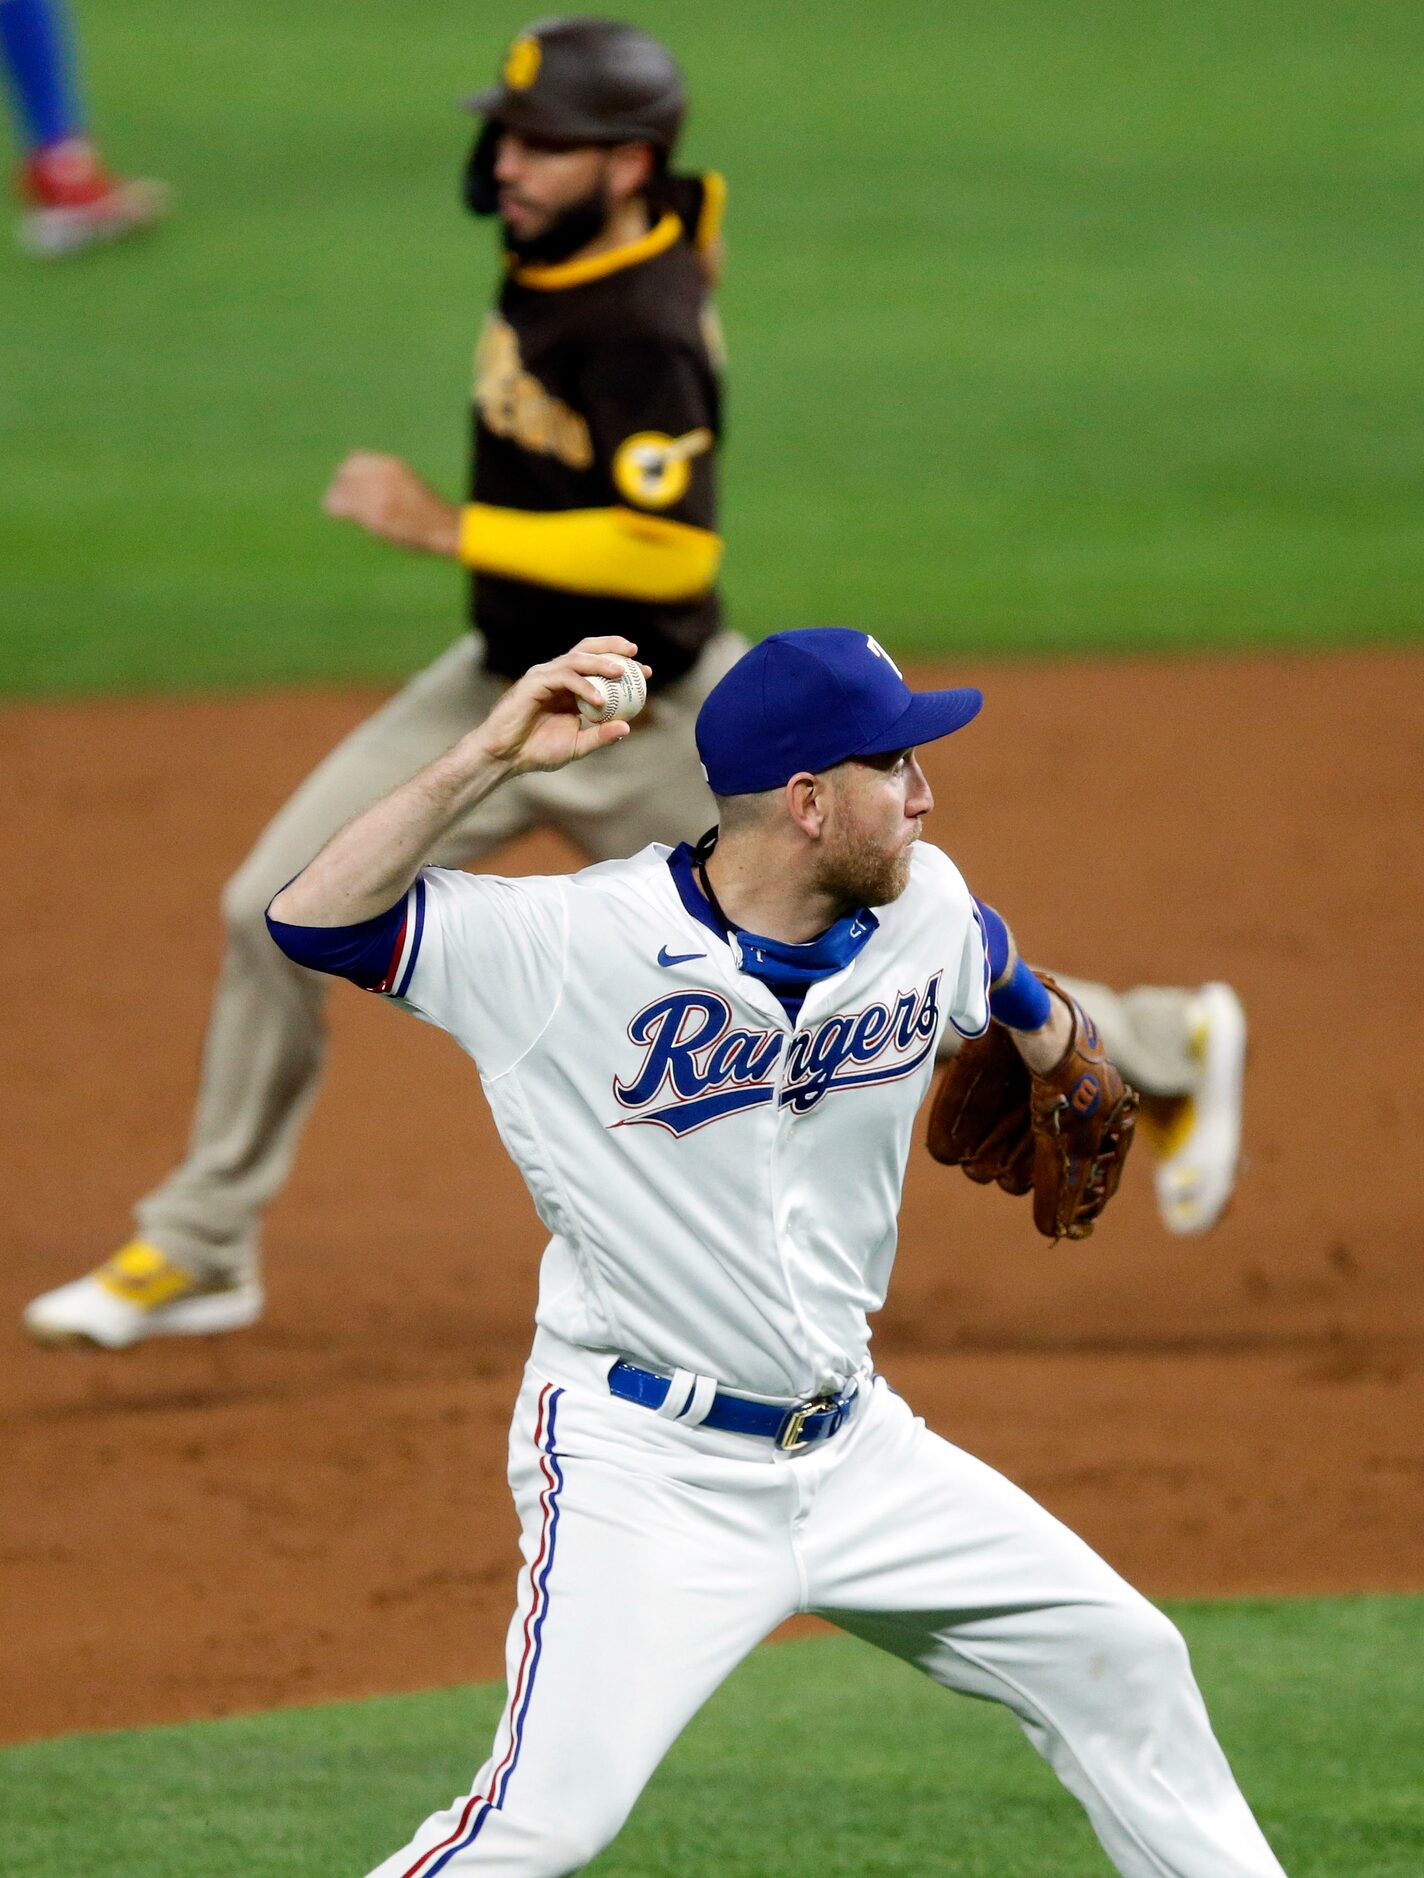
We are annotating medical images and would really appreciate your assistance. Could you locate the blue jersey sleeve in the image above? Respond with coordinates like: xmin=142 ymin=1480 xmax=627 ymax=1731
xmin=972 ymin=897 xmax=1053 ymax=1032
xmin=265 ymin=891 xmax=419 ymax=993
xmin=268 ymin=867 xmax=571 ymax=1078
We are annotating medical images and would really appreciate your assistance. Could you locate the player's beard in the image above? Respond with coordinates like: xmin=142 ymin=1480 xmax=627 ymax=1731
xmin=501 ymin=179 xmax=612 ymax=264
xmin=814 ymin=823 xmax=918 ymax=911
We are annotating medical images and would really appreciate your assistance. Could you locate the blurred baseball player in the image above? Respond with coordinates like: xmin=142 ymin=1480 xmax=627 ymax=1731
xmin=265 ymin=627 xmax=1285 ymax=1878
xmin=24 ymin=16 xmax=1243 ymax=1352
xmin=25 ymin=18 xmax=738 ymax=1346
xmin=1 ymin=0 xmax=169 ymax=255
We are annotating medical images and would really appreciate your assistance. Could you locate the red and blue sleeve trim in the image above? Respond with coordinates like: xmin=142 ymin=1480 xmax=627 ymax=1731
xmin=381 ymin=876 xmax=426 ymax=998
xmin=264 ymin=876 xmax=426 ymax=996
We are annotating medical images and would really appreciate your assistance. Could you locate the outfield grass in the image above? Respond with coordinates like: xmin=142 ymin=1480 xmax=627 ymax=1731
xmin=3 ymin=0 xmax=1422 ymax=695
xmin=4 ymin=1599 xmax=1421 ymax=1876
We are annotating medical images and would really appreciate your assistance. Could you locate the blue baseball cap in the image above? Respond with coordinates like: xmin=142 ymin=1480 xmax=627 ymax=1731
xmin=696 ymin=628 xmax=983 ymax=796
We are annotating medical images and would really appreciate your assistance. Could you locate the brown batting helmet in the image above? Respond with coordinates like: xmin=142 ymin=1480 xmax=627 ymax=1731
xmin=463 ymin=18 xmax=687 ymax=215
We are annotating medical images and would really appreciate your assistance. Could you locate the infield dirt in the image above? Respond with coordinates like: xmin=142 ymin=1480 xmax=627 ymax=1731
xmin=3 ymin=647 xmax=1421 ymax=1743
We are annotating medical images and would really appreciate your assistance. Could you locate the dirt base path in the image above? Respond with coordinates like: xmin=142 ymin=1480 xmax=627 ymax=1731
xmin=2 ymin=647 xmax=1421 ymax=1743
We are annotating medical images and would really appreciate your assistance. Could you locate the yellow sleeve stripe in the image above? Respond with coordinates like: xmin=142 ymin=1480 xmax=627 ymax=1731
xmin=459 ymin=503 xmax=722 ymax=604
xmin=695 ymin=171 xmax=727 ymax=252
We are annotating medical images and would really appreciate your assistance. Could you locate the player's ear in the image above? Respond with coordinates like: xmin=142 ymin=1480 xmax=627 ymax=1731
xmin=608 ymin=141 xmax=655 ymax=204
xmin=785 ymin=772 xmax=824 ymax=839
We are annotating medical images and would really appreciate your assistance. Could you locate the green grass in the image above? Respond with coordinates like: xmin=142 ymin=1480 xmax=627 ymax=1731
xmin=4 ymin=0 xmax=1423 ymax=694
xmin=3 ymin=1599 xmax=1421 ymax=1875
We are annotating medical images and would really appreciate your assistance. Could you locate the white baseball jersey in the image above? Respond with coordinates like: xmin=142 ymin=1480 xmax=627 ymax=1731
xmin=363 ymin=838 xmax=1288 ymax=1878
xmin=382 ymin=839 xmax=990 ymax=1400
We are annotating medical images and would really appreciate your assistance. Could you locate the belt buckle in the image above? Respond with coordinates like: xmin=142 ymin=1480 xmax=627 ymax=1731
xmin=776 ymin=1393 xmax=839 ymax=1452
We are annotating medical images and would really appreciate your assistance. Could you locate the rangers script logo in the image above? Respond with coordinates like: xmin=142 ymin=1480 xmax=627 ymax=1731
xmin=611 ymin=975 xmax=943 ymax=1137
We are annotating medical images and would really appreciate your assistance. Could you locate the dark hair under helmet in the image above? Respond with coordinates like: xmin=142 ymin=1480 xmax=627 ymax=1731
xmin=463 ymin=18 xmax=687 ymax=215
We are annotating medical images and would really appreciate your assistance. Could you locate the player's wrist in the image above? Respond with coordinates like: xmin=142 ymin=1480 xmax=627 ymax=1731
xmin=1011 ymin=987 xmax=1074 ymax=1075
xmin=450 ymin=720 xmax=522 ymax=787
xmin=421 ymin=500 xmax=462 ymax=558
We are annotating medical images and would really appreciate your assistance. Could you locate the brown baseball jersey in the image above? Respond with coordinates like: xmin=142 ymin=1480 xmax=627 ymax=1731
xmin=465 ymin=173 xmax=725 ymax=691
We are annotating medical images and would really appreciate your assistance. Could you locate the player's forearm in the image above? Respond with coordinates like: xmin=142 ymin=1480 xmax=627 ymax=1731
xmin=269 ymin=734 xmax=508 ymax=928
xmin=269 ymin=637 xmax=640 ymax=929
xmin=1008 ymin=990 xmax=1074 ymax=1074
xmin=323 ymin=453 xmax=462 ymax=557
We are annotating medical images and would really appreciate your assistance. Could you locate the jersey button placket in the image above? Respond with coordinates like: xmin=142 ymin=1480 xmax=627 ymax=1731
xmin=769 ymin=1021 xmax=822 ymax=1398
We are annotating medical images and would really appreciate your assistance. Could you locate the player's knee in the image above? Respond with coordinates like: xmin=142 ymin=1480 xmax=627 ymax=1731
xmin=541 ymin=1823 xmax=618 ymax=1874
xmin=1084 ymin=1593 xmax=1193 ymax=1711
xmin=220 ymin=861 xmax=276 ymax=943
xmin=221 ymin=845 xmax=318 ymax=958
xmin=492 ymin=1802 xmax=625 ymax=1875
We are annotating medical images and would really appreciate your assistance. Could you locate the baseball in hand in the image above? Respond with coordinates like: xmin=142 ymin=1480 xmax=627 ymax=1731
xmin=579 ymin=656 xmax=648 ymax=728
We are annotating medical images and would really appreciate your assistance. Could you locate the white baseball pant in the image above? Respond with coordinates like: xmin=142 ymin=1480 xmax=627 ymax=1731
xmin=367 ymin=1335 xmax=1286 ymax=1878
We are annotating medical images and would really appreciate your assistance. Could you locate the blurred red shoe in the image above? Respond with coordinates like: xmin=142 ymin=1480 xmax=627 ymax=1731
xmin=18 ymin=134 xmax=171 ymax=257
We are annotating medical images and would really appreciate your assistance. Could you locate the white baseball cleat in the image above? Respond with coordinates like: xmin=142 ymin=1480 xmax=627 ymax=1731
xmin=1145 ymin=983 xmax=1247 ymax=1235
xmin=16 ymin=138 xmax=172 ymax=259
xmin=18 ymin=176 xmax=172 ymax=258
xmin=22 ymin=1240 xmax=262 ymax=1350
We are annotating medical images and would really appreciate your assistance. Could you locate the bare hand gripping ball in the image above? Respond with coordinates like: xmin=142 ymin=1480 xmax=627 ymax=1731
xmin=579 ymin=657 xmax=648 ymax=728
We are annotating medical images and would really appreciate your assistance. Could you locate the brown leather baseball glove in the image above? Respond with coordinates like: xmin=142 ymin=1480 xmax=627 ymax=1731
xmin=926 ymin=975 xmax=1138 ymax=1241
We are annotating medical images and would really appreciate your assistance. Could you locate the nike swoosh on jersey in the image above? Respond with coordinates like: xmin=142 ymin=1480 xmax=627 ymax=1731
xmin=657 ymin=945 xmax=707 ymax=967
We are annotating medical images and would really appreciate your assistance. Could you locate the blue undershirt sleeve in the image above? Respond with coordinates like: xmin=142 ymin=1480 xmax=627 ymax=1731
xmin=973 ymin=897 xmax=1053 ymax=1032
xmin=974 ymin=898 xmax=1012 ymax=982
xmin=265 ymin=893 xmax=411 ymax=992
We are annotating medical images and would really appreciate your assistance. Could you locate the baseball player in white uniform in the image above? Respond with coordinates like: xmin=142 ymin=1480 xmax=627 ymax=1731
xmin=267 ymin=628 xmax=1285 ymax=1878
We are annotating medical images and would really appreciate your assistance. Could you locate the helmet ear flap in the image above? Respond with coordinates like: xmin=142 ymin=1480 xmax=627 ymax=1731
xmin=463 ymin=121 xmax=501 ymax=216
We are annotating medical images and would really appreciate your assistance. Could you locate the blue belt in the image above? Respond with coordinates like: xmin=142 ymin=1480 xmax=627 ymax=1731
xmin=607 ymin=1360 xmax=859 ymax=1452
